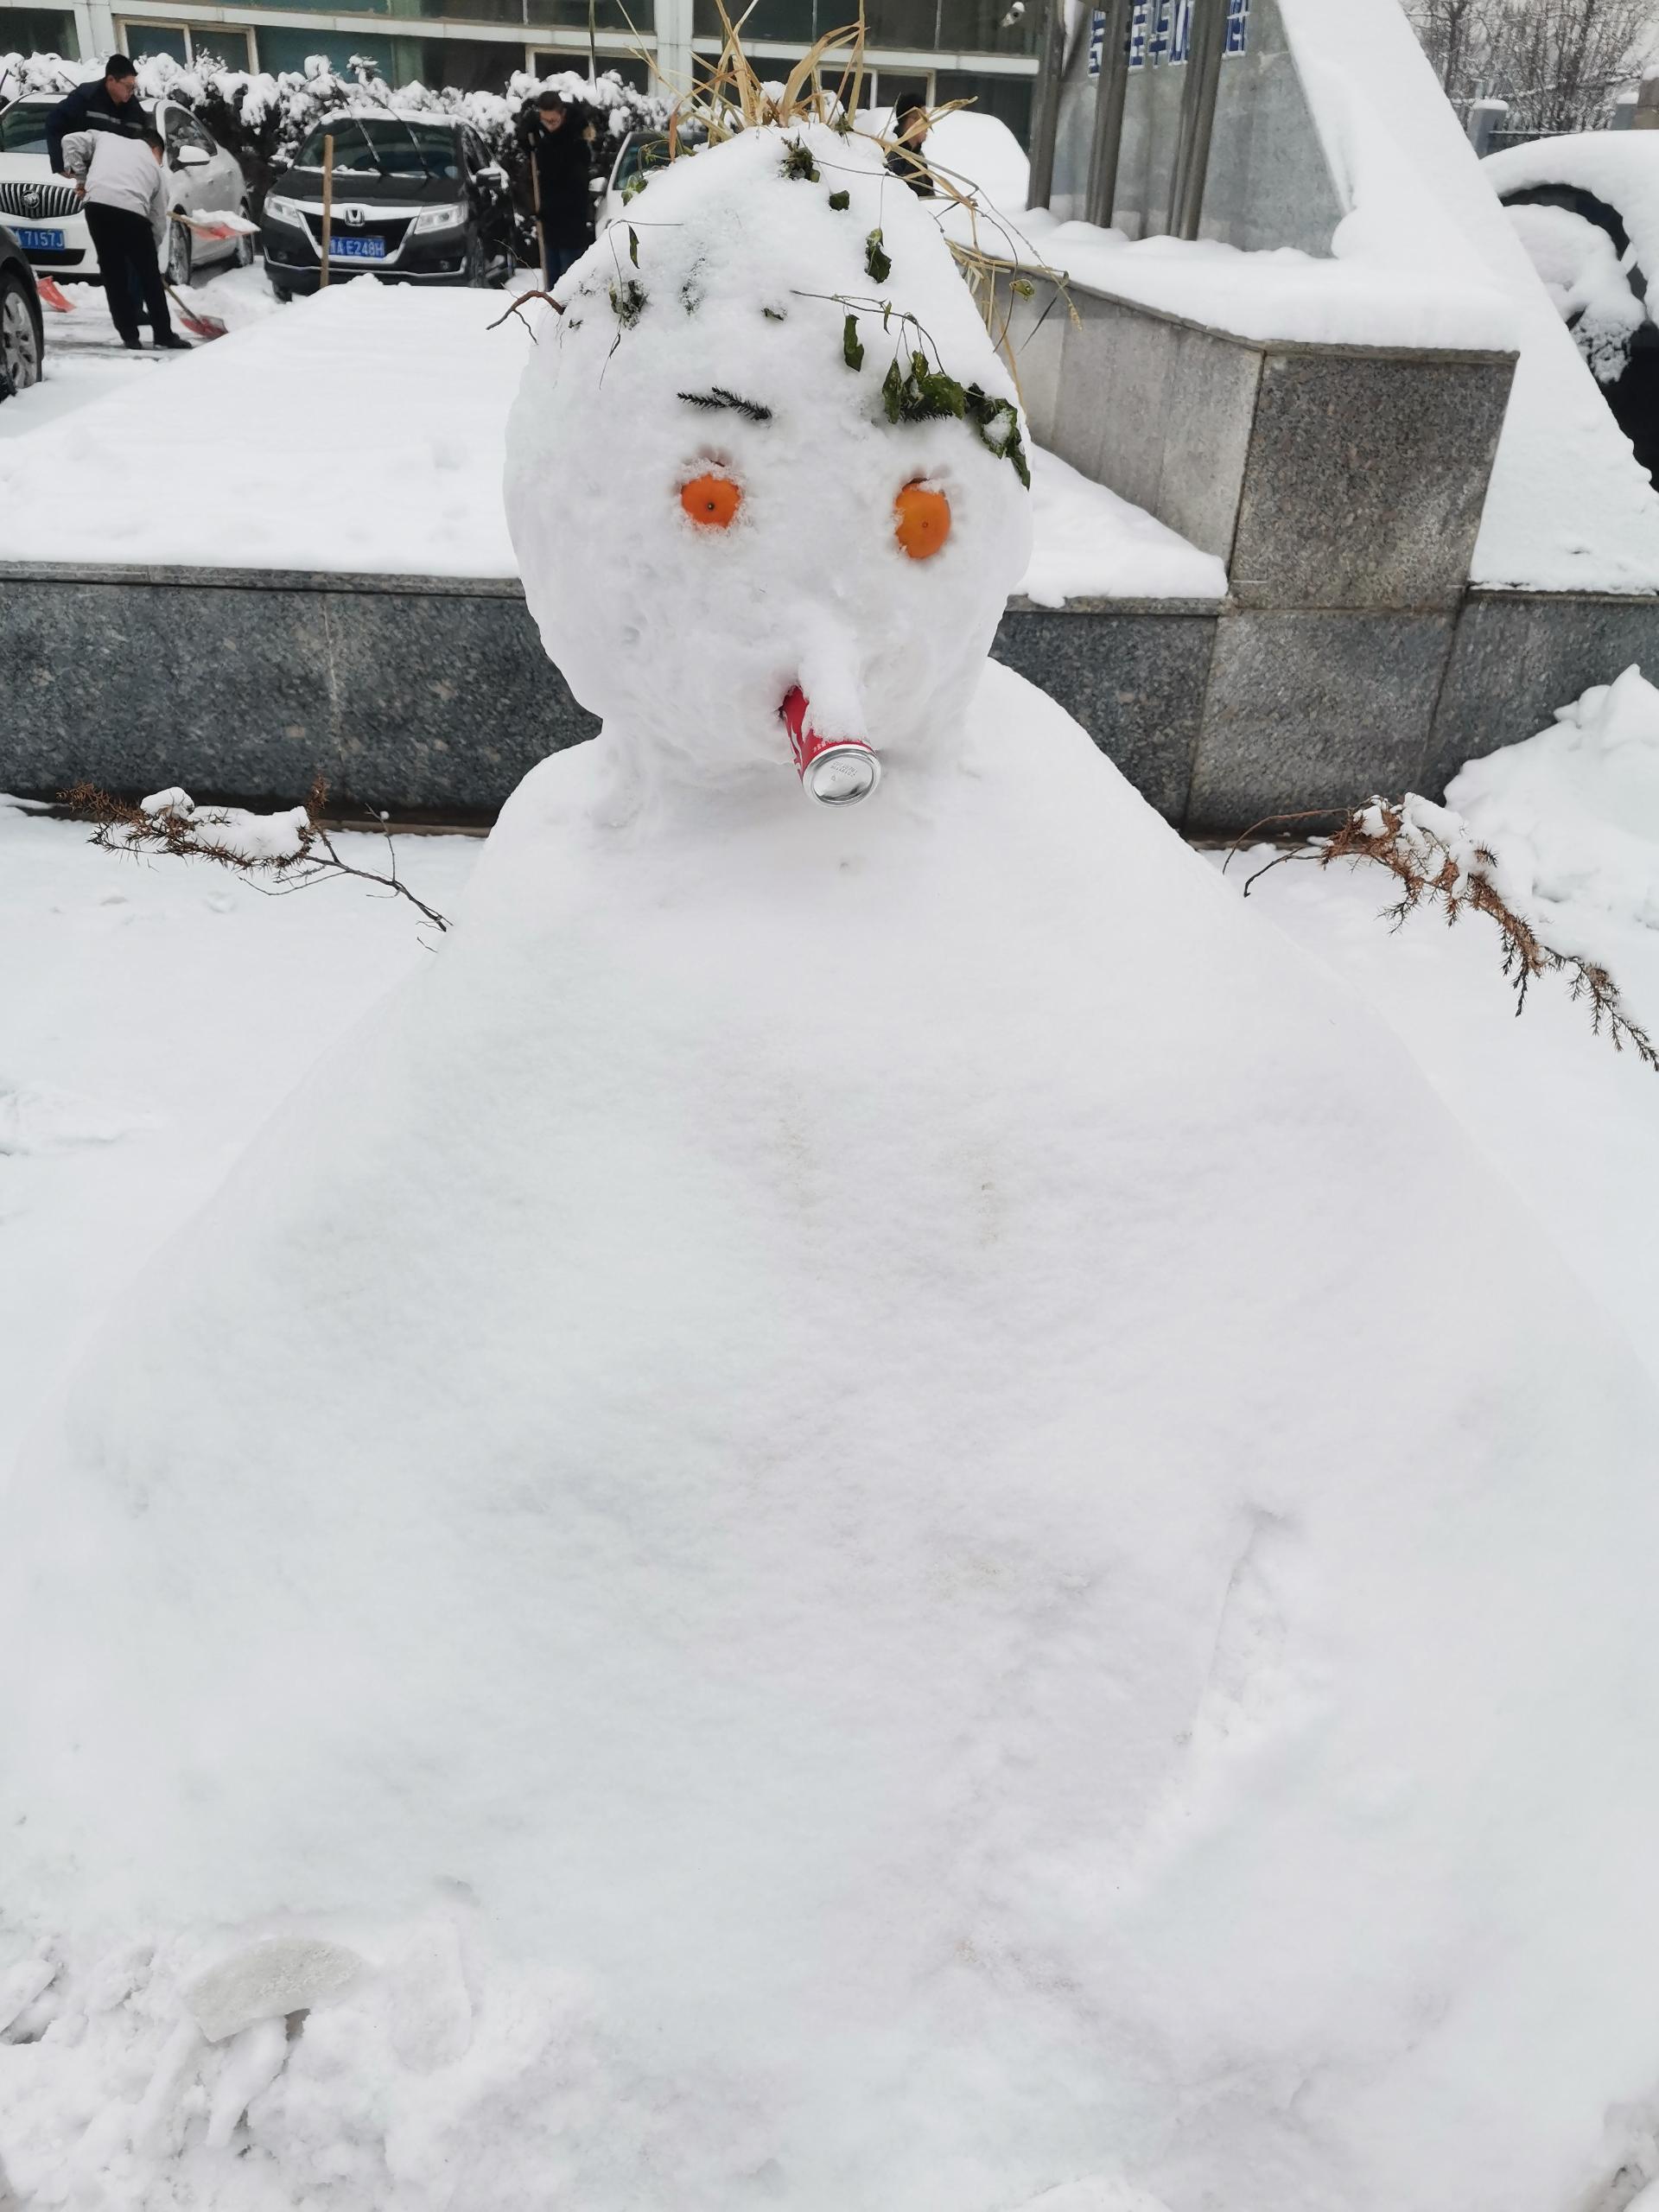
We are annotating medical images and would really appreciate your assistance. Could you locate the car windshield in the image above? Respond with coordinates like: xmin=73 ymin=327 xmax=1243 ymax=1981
xmin=292 ymin=118 xmax=461 ymax=181
xmin=0 ymin=103 xmax=54 ymax=156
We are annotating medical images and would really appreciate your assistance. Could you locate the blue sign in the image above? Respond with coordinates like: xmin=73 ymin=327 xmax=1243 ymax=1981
xmin=1126 ymin=0 xmax=1247 ymax=67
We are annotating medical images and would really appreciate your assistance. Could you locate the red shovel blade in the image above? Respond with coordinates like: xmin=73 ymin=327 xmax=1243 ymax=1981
xmin=36 ymin=276 xmax=74 ymax=313
xmin=162 ymin=284 xmax=228 ymax=341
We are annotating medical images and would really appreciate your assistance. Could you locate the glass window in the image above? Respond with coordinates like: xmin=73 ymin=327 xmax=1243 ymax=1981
xmin=690 ymin=0 xmax=815 ymax=35
xmin=418 ymin=34 xmax=515 ymax=86
xmin=292 ymin=114 xmax=462 ymax=178
xmin=863 ymin=0 xmax=939 ymax=48
xmin=932 ymin=67 xmax=1032 ymax=137
xmin=165 ymin=106 xmax=216 ymax=151
xmin=532 ymin=48 xmax=652 ymax=87
xmin=939 ymin=0 xmax=1038 ymax=53
xmin=119 ymin=20 xmax=189 ymax=63
xmin=0 ymin=10 xmax=79 ymax=58
xmin=190 ymin=24 xmax=254 ymax=67
xmin=0 ymin=99 xmax=55 ymax=154
xmin=525 ymin=0 xmax=637 ymax=27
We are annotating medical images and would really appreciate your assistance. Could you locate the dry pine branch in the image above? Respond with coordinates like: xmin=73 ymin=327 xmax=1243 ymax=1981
xmin=1228 ymin=795 xmax=1658 ymax=1072
xmin=60 ymin=779 xmax=451 ymax=934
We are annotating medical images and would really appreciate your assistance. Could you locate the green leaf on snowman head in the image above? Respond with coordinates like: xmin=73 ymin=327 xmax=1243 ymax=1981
xmin=781 ymin=137 xmax=820 ymax=181
xmin=828 ymin=188 xmax=850 ymax=211
xmin=608 ymin=277 xmax=646 ymax=327
xmin=881 ymin=350 xmax=966 ymax=427
xmin=842 ymin=312 xmax=864 ymax=371
xmin=965 ymin=384 xmax=1032 ymax=488
xmin=865 ymin=229 xmax=891 ymax=283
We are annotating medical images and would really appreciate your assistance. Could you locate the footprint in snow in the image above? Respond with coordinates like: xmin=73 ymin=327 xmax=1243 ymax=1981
xmin=0 ymin=1080 xmax=151 ymax=1157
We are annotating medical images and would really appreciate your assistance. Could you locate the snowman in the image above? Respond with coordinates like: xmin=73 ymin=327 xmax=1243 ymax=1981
xmin=3 ymin=115 xmax=1659 ymax=2212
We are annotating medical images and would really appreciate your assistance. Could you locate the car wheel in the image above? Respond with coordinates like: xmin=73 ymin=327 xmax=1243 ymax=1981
xmin=270 ymin=280 xmax=291 ymax=304
xmin=166 ymin=220 xmax=192 ymax=289
xmin=0 ymin=270 xmax=43 ymax=401
xmin=234 ymin=202 xmax=256 ymax=269
xmin=463 ymin=231 xmax=487 ymax=288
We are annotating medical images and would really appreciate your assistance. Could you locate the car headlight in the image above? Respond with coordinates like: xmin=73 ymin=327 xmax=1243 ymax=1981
xmin=264 ymin=194 xmax=306 ymax=227
xmin=410 ymin=202 xmax=467 ymax=236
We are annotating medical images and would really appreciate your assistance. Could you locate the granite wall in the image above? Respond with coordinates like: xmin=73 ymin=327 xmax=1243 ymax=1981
xmin=6 ymin=561 xmax=1655 ymax=836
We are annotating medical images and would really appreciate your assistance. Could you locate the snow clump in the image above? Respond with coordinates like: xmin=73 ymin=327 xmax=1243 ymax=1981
xmin=1448 ymin=664 xmax=1659 ymax=929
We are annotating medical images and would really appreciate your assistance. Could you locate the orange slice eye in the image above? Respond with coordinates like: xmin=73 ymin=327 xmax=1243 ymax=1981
xmin=681 ymin=474 xmax=742 ymax=528
xmin=894 ymin=480 xmax=951 ymax=560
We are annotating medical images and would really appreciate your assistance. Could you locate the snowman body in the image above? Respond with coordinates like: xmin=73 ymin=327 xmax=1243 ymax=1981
xmin=3 ymin=120 xmax=1659 ymax=2212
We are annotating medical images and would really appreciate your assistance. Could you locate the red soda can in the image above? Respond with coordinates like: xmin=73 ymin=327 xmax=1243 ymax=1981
xmin=781 ymin=686 xmax=881 ymax=806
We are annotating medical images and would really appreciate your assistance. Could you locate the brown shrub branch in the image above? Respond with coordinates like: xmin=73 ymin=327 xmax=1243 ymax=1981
xmin=1226 ymin=796 xmax=1659 ymax=1074
xmin=60 ymin=779 xmax=451 ymax=935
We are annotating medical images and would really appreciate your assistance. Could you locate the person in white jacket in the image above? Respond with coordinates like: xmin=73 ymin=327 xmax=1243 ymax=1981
xmin=63 ymin=124 xmax=188 ymax=351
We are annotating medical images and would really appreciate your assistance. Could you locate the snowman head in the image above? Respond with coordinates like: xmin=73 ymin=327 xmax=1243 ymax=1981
xmin=505 ymin=120 xmax=1033 ymax=804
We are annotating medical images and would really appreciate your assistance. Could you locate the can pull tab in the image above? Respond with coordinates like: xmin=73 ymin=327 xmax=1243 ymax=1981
xmin=781 ymin=686 xmax=881 ymax=807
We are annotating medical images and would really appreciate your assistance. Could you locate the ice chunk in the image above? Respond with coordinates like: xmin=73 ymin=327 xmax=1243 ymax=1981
xmin=184 ymin=1936 xmax=365 ymax=2044
xmin=0 ymin=1956 xmax=54 ymax=2037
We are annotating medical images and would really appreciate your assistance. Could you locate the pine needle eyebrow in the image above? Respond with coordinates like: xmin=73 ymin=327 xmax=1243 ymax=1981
xmin=677 ymin=388 xmax=773 ymax=422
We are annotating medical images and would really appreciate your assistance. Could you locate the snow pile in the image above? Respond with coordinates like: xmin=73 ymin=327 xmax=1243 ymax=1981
xmin=1446 ymin=664 xmax=1659 ymax=929
xmin=1484 ymin=132 xmax=1659 ymax=296
xmin=132 ymin=787 xmax=312 ymax=865
xmin=1501 ymin=200 xmax=1647 ymax=382
xmin=861 ymin=105 xmax=1032 ymax=213
xmin=0 ymin=282 xmax=525 ymax=574
xmin=1023 ymin=444 xmax=1225 ymax=602
xmin=7 ymin=115 xmax=1659 ymax=2212
xmin=1001 ymin=214 xmax=1518 ymax=352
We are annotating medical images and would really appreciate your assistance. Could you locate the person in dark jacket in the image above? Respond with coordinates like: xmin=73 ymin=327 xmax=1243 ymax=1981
xmin=525 ymin=90 xmax=594 ymax=287
xmin=886 ymin=97 xmax=936 ymax=198
xmin=45 ymin=54 xmax=143 ymax=175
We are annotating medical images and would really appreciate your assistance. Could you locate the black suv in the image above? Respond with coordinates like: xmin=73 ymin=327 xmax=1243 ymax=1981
xmin=261 ymin=112 xmax=515 ymax=298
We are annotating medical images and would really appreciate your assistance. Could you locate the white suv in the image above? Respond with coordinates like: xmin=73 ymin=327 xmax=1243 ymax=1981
xmin=0 ymin=91 xmax=252 ymax=288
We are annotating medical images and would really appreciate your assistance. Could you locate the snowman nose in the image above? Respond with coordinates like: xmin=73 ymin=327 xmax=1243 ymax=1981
xmin=780 ymin=686 xmax=881 ymax=808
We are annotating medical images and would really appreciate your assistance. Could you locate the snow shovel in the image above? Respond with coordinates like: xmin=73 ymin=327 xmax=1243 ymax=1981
xmin=35 ymin=276 xmax=74 ymax=313
xmin=163 ymin=283 xmax=227 ymax=341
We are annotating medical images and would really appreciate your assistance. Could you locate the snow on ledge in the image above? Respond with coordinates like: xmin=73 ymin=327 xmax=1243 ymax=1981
xmin=997 ymin=213 xmax=1519 ymax=356
xmin=0 ymin=277 xmax=1219 ymax=607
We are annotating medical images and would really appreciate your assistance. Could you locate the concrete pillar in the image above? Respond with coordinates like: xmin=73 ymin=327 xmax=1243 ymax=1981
xmin=1465 ymin=96 xmax=1506 ymax=157
xmin=1633 ymin=69 xmax=1659 ymax=130
xmin=652 ymin=0 xmax=692 ymax=100
xmin=1026 ymin=0 xmax=1066 ymax=209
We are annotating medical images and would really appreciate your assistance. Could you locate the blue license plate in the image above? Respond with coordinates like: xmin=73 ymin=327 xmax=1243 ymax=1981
xmin=330 ymin=234 xmax=385 ymax=260
xmin=16 ymin=227 xmax=63 ymax=251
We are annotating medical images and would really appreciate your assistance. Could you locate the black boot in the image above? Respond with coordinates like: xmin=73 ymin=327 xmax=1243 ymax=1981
xmin=152 ymin=331 xmax=192 ymax=350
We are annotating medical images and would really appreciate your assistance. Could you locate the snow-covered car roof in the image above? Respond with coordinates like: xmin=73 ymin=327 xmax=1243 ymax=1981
xmin=1484 ymin=132 xmax=1659 ymax=274
xmin=311 ymin=106 xmax=463 ymax=126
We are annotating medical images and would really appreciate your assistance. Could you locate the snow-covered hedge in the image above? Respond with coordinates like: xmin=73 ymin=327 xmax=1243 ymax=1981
xmin=0 ymin=48 xmax=666 ymax=212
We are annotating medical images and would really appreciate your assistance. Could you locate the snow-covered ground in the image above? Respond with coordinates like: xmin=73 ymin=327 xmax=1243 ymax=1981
xmin=0 ymin=268 xmax=1221 ymax=601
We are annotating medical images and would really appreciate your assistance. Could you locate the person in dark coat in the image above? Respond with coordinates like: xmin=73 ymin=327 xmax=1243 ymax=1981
xmin=45 ymin=54 xmax=143 ymax=175
xmin=886 ymin=96 xmax=936 ymax=198
xmin=526 ymin=90 xmax=594 ymax=288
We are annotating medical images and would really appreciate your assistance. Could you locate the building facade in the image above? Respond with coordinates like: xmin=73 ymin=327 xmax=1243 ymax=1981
xmin=1 ymin=0 xmax=1039 ymax=140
